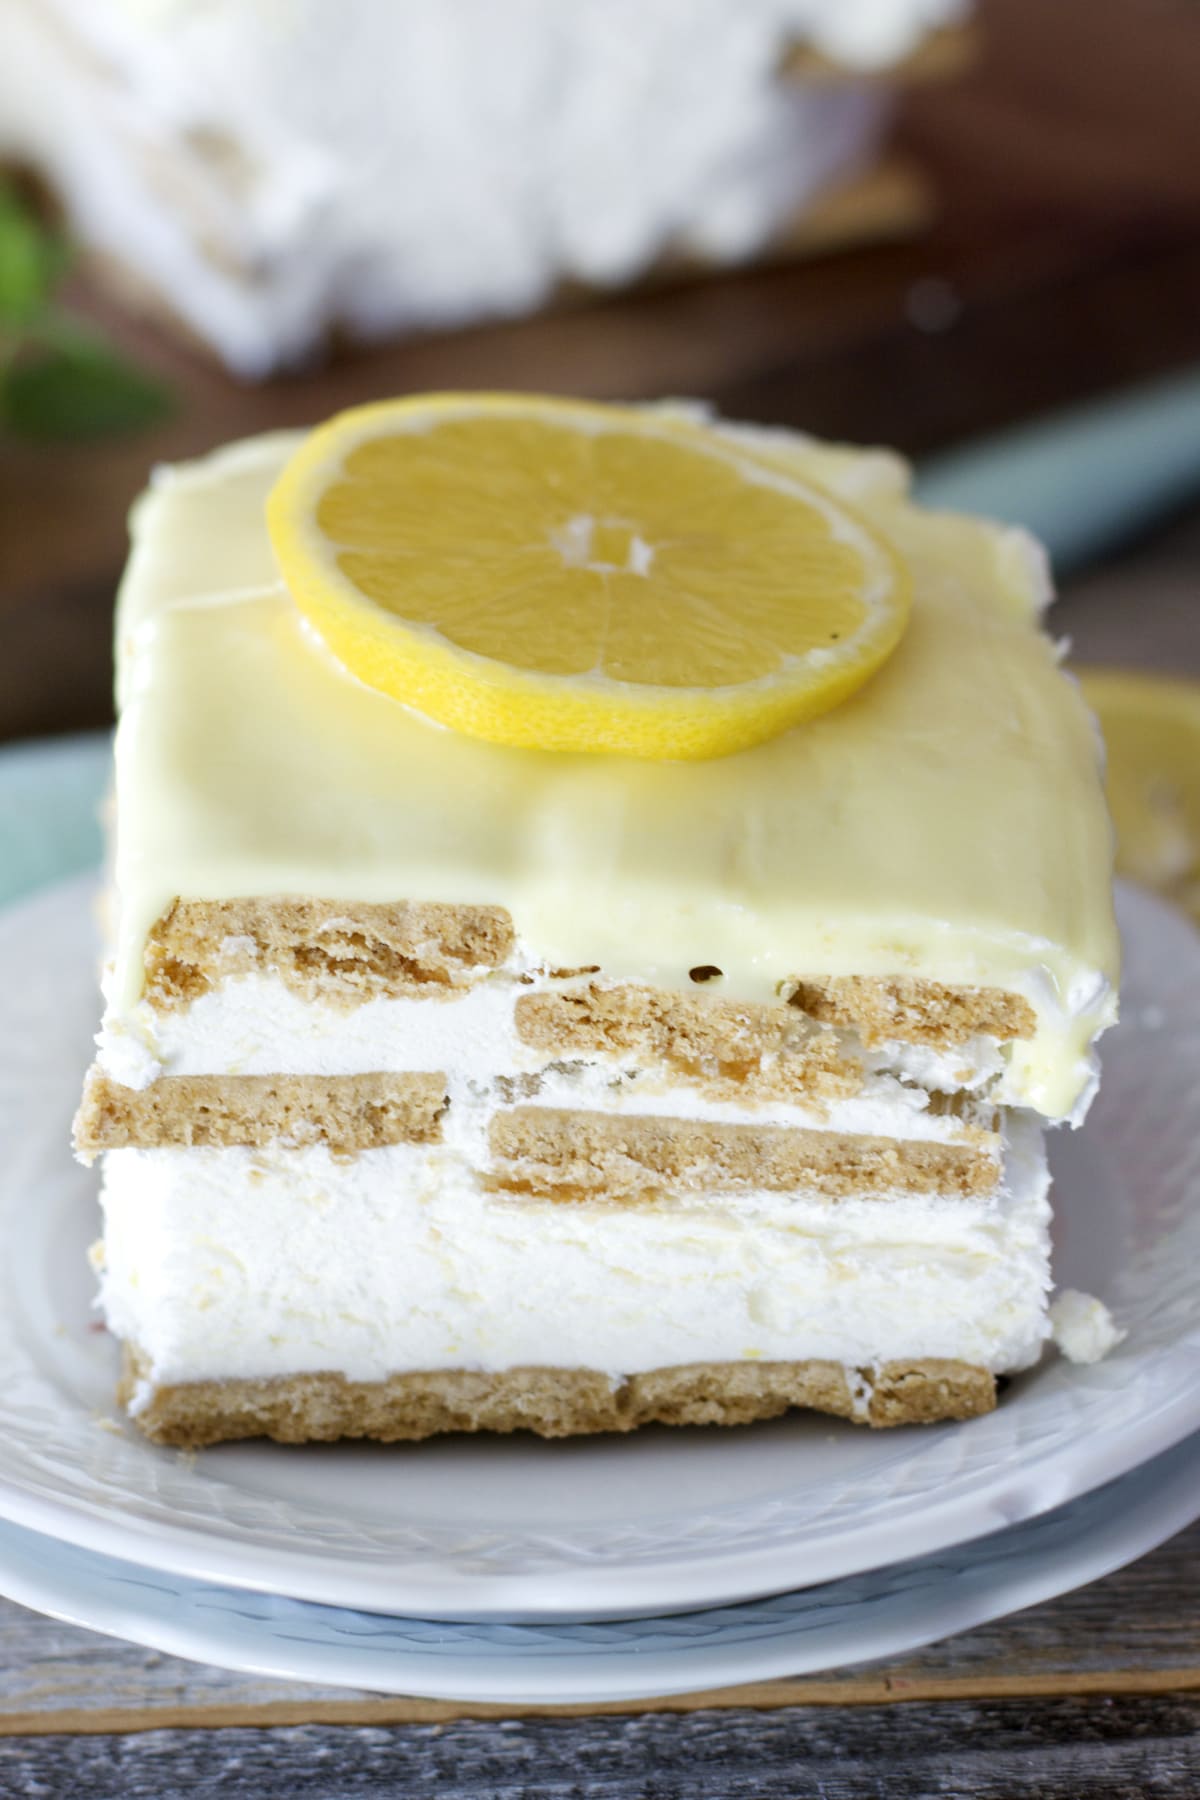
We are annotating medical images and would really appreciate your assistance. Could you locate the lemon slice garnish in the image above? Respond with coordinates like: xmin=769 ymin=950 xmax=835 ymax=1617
xmin=1078 ymin=666 xmax=1200 ymax=924
xmin=267 ymin=393 xmax=911 ymax=760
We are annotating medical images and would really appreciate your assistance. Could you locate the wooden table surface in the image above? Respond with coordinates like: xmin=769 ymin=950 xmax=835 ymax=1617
xmin=1 ymin=0 xmax=1198 ymax=1791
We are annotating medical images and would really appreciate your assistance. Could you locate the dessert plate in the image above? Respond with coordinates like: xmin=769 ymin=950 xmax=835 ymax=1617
xmin=1 ymin=1430 xmax=1197 ymax=1704
xmin=6 ymin=881 xmax=1200 ymax=1623
xmin=0 ymin=738 xmax=1198 ymax=1622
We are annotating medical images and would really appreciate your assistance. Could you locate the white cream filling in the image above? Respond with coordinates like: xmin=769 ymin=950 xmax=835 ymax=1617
xmin=96 ymin=1113 xmax=1050 ymax=1397
xmin=97 ymin=952 xmax=1110 ymax=1128
xmin=443 ymin=1067 xmax=997 ymax=1173
xmin=99 ymin=967 xmax=1007 ymax=1094
xmin=98 ymin=969 xmax=529 ymax=1089
xmin=859 ymin=1035 xmax=1005 ymax=1094
xmin=1050 ymin=1289 xmax=1126 ymax=1364
xmin=94 ymin=971 xmax=1008 ymax=1174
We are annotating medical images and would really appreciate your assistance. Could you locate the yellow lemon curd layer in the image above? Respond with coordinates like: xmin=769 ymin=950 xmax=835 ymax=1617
xmin=109 ymin=421 xmax=1119 ymax=1120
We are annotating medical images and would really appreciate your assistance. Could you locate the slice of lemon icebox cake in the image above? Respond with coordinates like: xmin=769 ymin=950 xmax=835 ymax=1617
xmin=74 ymin=395 xmax=1122 ymax=1447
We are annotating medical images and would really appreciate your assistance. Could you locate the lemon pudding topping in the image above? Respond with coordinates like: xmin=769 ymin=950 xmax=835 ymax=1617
xmin=107 ymin=403 xmax=1117 ymax=1120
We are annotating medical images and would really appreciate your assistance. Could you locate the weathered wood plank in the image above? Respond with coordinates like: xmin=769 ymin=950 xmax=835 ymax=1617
xmin=1 ymin=1669 xmax=1200 ymax=1744
xmin=1 ymin=1697 xmax=1199 ymax=1798
xmin=0 ymin=1520 xmax=1196 ymax=1728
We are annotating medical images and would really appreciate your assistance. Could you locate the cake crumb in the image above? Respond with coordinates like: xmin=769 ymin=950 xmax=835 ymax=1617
xmin=1050 ymin=1289 xmax=1126 ymax=1364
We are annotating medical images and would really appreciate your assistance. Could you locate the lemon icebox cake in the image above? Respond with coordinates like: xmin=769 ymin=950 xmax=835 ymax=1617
xmin=75 ymin=395 xmax=1121 ymax=1447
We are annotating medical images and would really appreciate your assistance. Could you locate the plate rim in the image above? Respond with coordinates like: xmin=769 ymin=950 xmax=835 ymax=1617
xmin=1 ymin=1429 xmax=1197 ymax=1704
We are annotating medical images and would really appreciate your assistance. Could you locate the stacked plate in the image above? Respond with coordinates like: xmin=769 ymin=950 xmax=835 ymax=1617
xmin=1 ymin=736 xmax=1198 ymax=1705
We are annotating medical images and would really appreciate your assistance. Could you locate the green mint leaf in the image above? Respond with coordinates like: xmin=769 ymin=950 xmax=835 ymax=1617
xmin=0 ymin=185 xmax=67 ymax=326
xmin=3 ymin=339 xmax=173 ymax=439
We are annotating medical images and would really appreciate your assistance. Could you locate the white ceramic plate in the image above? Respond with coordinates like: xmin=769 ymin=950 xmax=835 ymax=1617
xmin=2 ymin=1431 xmax=1197 ymax=1704
xmin=2 ymin=861 xmax=1198 ymax=1622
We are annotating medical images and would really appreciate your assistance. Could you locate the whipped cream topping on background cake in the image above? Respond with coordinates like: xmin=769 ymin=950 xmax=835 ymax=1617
xmin=0 ymin=0 xmax=968 ymax=373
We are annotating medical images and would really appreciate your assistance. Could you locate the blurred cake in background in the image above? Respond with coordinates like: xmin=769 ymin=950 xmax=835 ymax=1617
xmin=0 ymin=0 xmax=971 ymax=377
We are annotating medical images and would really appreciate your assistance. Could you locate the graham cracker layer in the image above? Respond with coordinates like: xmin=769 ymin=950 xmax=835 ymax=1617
xmin=140 ymin=897 xmax=1035 ymax=1064
xmin=119 ymin=1347 xmax=996 ymax=1447
xmin=75 ymin=1069 xmax=446 ymax=1154
xmin=489 ymin=1108 xmax=1000 ymax=1201
xmin=144 ymin=897 xmax=515 ymax=1011
xmin=785 ymin=975 xmax=1036 ymax=1049
xmin=515 ymin=984 xmax=863 ymax=1109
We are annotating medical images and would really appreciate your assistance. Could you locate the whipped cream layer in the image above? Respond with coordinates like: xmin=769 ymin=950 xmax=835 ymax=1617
xmin=97 ymin=966 xmax=1011 ymax=1113
xmin=98 ymin=1114 xmax=1050 ymax=1395
xmin=104 ymin=422 xmax=1118 ymax=1120
xmin=92 ymin=970 xmax=999 ymax=1185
